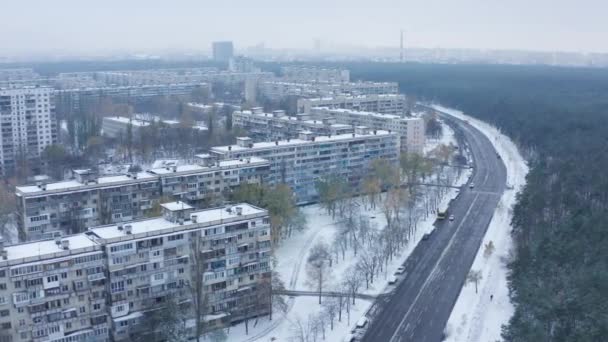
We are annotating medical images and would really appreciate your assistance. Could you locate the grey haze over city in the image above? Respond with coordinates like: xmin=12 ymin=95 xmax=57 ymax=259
xmin=2 ymin=0 xmax=608 ymax=56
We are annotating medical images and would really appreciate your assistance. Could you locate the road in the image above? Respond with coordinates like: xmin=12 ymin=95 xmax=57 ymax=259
xmin=361 ymin=112 xmax=507 ymax=342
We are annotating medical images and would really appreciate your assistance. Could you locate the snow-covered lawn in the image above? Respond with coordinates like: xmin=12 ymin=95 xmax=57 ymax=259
xmin=227 ymin=297 xmax=372 ymax=342
xmin=433 ymin=105 xmax=529 ymax=342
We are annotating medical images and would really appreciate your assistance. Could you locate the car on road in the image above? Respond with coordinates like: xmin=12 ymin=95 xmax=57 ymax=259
xmin=449 ymin=214 xmax=455 ymax=221
xmin=469 ymin=182 xmax=475 ymax=189
xmin=422 ymin=233 xmax=430 ymax=241
xmin=388 ymin=275 xmax=398 ymax=285
xmin=395 ymin=266 xmax=406 ymax=275
xmin=356 ymin=317 xmax=368 ymax=329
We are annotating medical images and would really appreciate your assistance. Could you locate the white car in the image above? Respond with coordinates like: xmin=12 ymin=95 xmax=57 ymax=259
xmin=449 ymin=214 xmax=455 ymax=221
xmin=395 ymin=266 xmax=406 ymax=275
xmin=388 ymin=275 xmax=398 ymax=285
xmin=469 ymin=182 xmax=475 ymax=189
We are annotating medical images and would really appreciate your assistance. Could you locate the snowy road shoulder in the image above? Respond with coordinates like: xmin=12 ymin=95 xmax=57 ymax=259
xmin=432 ymin=105 xmax=529 ymax=342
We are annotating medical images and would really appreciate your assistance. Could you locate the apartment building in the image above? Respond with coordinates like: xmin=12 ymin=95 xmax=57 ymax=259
xmin=212 ymin=41 xmax=234 ymax=62
xmin=311 ymin=107 xmax=426 ymax=154
xmin=297 ymin=94 xmax=407 ymax=116
xmin=0 ymin=202 xmax=271 ymax=342
xmin=0 ymin=87 xmax=58 ymax=175
xmin=259 ymin=80 xmax=398 ymax=101
xmin=85 ymin=202 xmax=271 ymax=341
xmin=0 ymin=235 xmax=110 ymax=342
xmin=210 ymin=128 xmax=400 ymax=203
xmin=15 ymin=158 xmax=270 ymax=241
xmin=54 ymin=83 xmax=211 ymax=113
xmin=232 ymin=108 xmax=353 ymax=142
xmin=0 ymin=69 xmax=40 ymax=82
xmin=280 ymin=66 xmax=350 ymax=83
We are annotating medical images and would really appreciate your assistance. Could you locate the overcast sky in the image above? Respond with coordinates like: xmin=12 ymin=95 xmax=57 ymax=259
xmin=2 ymin=0 xmax=607 ymax=55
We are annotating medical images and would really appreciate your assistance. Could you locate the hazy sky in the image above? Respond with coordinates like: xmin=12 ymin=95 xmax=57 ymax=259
xmin=2 ymin=0 xmax=607 ymax=55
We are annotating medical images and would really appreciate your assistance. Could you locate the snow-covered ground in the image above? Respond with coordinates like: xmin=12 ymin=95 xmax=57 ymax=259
xmin=433 ymin=105 xmax=529 ymax=342
xmin=424 ymin=119 xmax=458 ymax=155
xmin=225 ymin=120 xmax=472 ymax=342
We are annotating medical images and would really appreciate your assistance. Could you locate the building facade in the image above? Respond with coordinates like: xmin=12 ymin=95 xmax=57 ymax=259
xmin=0 ymin=202 xmax=271 ymax=342
xmin=311 ymin=107 xmax=425 ymax=154
xmin=210 ymin=129 xmax=400 ymax=203
xmin=258 ymin=80 xmax=399 ymax=101
xmin=0 ymin=87 xmax=58 ymax=175
xmin=86 ymin=202 xmax=271 ymax=341
xmin=297 ymin=94 xmax=407 ymax=116
xmin=0 ymin=235 xmax=110 ymax=342
xmin=280 ymin=66 xmax=350 ymax=83
xmin=15 ymin=158 xmax=270 ymax=241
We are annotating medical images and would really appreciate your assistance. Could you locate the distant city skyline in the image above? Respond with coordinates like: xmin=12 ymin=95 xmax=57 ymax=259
xmin=2 ymin=0 xmax=607 ymax=56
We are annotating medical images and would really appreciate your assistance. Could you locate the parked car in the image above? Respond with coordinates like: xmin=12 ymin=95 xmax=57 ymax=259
xmin=449 ymin=214 xmax=455 ymax=221
xmin=388 ymin=275 xmax=398 ymax=285
xmin=395 ymin=266 xmax=406 ymax=275
xmin=469 ymin=182 xmax=475 ymax=189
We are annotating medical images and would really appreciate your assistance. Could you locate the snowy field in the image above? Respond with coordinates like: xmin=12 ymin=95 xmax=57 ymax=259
xmin=433 ymin=105 xmax=529 ymax=342
xmin=224 ymin=120 xmax=472 ymax=342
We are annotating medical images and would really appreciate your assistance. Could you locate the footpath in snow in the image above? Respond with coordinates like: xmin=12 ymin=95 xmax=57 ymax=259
xmin=433 ymin=105 xmax=529 ymax=342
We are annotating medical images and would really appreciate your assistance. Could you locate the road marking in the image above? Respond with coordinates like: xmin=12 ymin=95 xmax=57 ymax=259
xmin=389 ymin=194 xmax=480 ymax=342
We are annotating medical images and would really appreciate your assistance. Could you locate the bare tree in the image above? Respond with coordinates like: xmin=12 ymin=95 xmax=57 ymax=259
xmin=467 ymin=269 xmax=483 ymax=294
xmin=306 ymin=242 xmax=332 ymax=304
xmin=322 ymin=298 xmax=339 ymax=330
xmin=189 ymin=231 xmax=209 ymax=342
xmin=483 ymin=240 xmax=496 ymax=259
xmin=343 ymin=267 xmax=363 ymax=305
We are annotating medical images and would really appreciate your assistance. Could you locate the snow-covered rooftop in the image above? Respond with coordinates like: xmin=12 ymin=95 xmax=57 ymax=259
xmin=161 ymin=201 xmax=193 ymax=211
xmin=211 ymin=130 xmax=395 ymax=153
xmin=313 ymin=107 xmax=423 ymax=122
xmin=88 ymin=203 xmax=266 ymax=242
xmin=1 ymin=234 xmax=100 ymax=263
xmin=16 ymin=171 xmax=157 ymax=195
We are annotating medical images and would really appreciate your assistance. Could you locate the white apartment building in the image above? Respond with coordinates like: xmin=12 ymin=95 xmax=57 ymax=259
xmin=280 ymin=66 xmax=350 ymax=83
xmin=297 ymin=94 xmax=407 ymax=116
xmin=15 ymin=158 xmax=270 ymax=241
xmin=86 ymin=202 xmax=270 ymax=341
xmin=259 ymin=80 xmax=399 ymax=101
xmin=0 ymin=202 xmax=271 ymax=342
xmin=232 ymin=108 xmax=353 ymax=142
xmin=210 ymin=128 xmax=400 ymax=203
xmin=54 ymin=83 xmax=211 ymax=113
xmin=0 ymin=235 xmax=110 ymax=342
xmin=0 ymin=87 xmax=58 ymax=175
xmin=311 ymin=107 xmax=426 ymax=154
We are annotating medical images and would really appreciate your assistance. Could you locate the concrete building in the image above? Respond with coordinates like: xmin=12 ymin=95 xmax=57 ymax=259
xmin=297 ymin=94 xmax=407 ymax=116
xmin=85 ymin=202 xmax=271 ymax=341
xmin=54 ymin=83 xmax=211 ymax=113
xmin=0 ymin=68 xmax=40 ymax=82
xmin=210 ymin=128 xmax=400 ymax=203
xmin=232 ymin=108 xmax=353 ymax=142
xmin=0 ymin=86 xmax=58 ymax=175
xmin=101 ymin=115 xmax=208 ymax=140
xmin=311 ymin=107 xmax=425 ymax=154
xmin=0 ymin=235 xmax=110 ymax=342
xmin=259 ymin=80 xmax=399 ymax=101
xmin=212 ymin=42 xmax=234 ymax=62
xmin=280 ymin=66 xmax=350 ymax=83
xmin=15 ymin=158 xmax=270 ymax=241
xmin=0 ymin=202 xmax=271 ymax=342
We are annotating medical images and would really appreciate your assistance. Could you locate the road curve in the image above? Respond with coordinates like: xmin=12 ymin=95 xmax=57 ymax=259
xmin=360 ymin=111 xmax=507 ymax=342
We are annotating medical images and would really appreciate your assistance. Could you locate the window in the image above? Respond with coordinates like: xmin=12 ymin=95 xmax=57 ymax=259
xmin=0 ymin=284 xmax=5 ymax=290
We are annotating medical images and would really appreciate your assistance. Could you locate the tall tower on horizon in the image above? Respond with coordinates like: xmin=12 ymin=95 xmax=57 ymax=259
xmin=400 ymin=30 xmax=405 ymax=62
